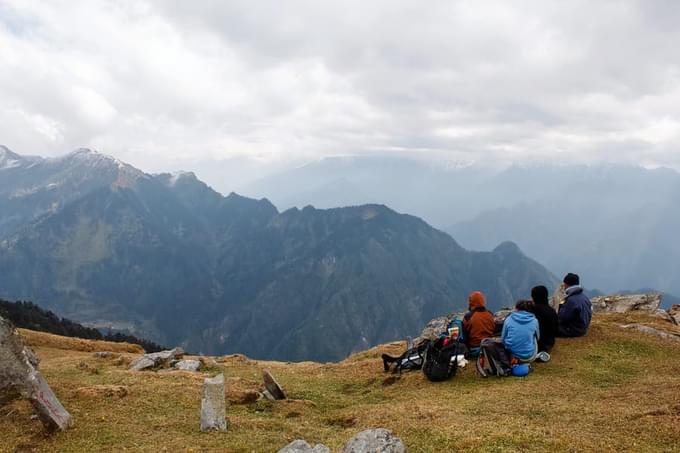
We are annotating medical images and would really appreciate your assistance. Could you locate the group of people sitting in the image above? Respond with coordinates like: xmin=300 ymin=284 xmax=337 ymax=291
xmin=461 ymin=272 xmax=593 ymax=364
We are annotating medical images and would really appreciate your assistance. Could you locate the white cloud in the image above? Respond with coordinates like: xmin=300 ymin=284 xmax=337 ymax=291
xmin=0 ymin=0 xmax=679 ymax=175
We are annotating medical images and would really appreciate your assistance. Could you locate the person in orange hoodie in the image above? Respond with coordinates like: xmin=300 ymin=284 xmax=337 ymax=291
xmin=462 ymin=291 xmax=496 ymax=357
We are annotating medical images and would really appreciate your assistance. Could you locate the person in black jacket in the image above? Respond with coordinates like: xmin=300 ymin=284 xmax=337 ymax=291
xmin=557 ymin=273 xmax=592 ymax=337
xmin=530 ymin=285 xmax=559 ymax=353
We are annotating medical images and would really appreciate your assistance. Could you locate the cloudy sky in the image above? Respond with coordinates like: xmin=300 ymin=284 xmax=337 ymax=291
xmin=1 ymin=0 xmax=680 ymax=178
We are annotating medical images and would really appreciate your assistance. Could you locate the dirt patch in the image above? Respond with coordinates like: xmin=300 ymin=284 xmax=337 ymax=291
xmin=74 ymin=385 xmax=129 ymax=399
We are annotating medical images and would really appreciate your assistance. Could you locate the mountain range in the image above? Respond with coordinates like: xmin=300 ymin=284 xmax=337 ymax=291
xmin=241 ymin=155 xmax=680 ymax=296
xmin=0 ymin=146 xmax=556 ymax=361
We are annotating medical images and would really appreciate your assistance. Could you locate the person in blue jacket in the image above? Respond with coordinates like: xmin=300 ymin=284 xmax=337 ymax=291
xmin=501 ymin=300 xmax=540 ymax=362
xmin=558 ymin=273 xmax=592 ymax=337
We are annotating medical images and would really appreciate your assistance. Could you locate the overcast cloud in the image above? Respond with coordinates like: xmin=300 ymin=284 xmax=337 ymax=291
xmin=1 ymin=0 xmax=680 ymax=176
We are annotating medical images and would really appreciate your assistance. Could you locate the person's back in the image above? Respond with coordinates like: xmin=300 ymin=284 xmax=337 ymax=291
xmin=462 ymin=291 xmax=496 ymax=357
xmin=531 ymin=285 xmax=559 ymax=352
xmin=502 ymin=300 xmax=539 ymax=362
xmin=558 ymin=273 xmax=592 ymax=337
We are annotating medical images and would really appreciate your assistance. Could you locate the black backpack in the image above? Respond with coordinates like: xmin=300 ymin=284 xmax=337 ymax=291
xmin=382 ymin=341 xmax=428 ymax=374
xmin=422 ymin=337 xmax=460 ymax=382
xmin=476 ymin=338 xmax=512 ymax=377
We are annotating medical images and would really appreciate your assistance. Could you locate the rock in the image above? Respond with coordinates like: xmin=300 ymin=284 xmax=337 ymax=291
xmin=0 ymin=316 xmax=72 ymax=431
xmin=620 ymin=324 xmax=680 ymax=342
xmin=128 ymin=347 xmax=184 ymax=371
xmin=654 ymin=309 xmax=675 ymax=324
xmin=200 ymin=373 xmax=227 ymax=432
xmin=550 ymin=285 xmax=565 ymax=313
xmin=262 ymin=390 xmax=276 ymax=401
xmin=592 ymin=293 xmax=662 ymax=313
xmin=278 ymin=439 xmax=331 ymax=453
xmin=669 ymin=305 xmax=680 ymax=325
xmin=174 ymin=359 xmax=201 ymax=372
xmin=129 ymin=356 xmax=156 ymax=371
xmin=263 ymin=370 xmax=286 ymax=400
xmin=341 ymin=428 xmax=407 ymax=453
xmin=494 ymin=307 xmax=512 ymax=331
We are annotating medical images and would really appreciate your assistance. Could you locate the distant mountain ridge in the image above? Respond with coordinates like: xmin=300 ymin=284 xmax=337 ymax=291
xmin=0 ymin=147 xmax=557 ymax=361
xmin=241 ymin=155 xmax=680 ymax=295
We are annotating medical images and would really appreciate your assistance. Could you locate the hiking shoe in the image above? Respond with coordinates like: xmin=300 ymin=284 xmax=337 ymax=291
xmin=536 ymin=351 xmax=551 ymax=362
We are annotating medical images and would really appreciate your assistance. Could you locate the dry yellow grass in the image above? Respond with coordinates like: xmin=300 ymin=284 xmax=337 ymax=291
xmin=2 ymin=314 xmax=680 ymax=452
xmin=17 ymin=328 xmax=143 ymax=354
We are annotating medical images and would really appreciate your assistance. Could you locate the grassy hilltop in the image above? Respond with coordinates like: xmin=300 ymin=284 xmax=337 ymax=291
xmin=2 ymin=313 xmax=680 ymax=452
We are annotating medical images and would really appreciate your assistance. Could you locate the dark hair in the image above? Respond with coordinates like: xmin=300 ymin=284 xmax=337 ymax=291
xmin=531 ymin=285 xmax=549 ymax=305
xmin=515 ymin=299 xmax=534 ymax=312
xmin=563 ymin=272 xmax=580 ymax=287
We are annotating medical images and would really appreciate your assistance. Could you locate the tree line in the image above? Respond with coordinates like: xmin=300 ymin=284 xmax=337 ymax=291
xmin=0 ymin=299 xmax=165 ymax=353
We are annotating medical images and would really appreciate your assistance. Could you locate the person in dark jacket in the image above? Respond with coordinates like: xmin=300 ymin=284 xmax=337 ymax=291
xmin=531 ymin=285 xmax=559 ymax=353
xmin=501 ymin=300 xmax=540 ymax=362
xmin=558 ymin=273 xmax=592 ymax=337
xmin=462 ymin=291 xmax=496 ymax=357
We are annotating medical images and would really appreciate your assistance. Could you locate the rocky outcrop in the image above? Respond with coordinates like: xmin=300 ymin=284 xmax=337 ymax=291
xmin=200 ymin=374 xmax=227 ymax=432
xmin=668 ymin=305 xmax=680 ymax=325
xmin=341 ymin=428 xmax=407 ymax=453
xmin=129 ymin=347 xmax=184 ymax=371
xmin=278 ymin=439 xmax=330 ymax=453
xmin=0 ymin=316 xmax=72 ymax=431
xmin=592 ymin=293 xmax=662 ymax=313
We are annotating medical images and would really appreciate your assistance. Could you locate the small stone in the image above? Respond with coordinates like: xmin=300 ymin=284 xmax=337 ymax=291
xmin=263 ymin=370 xmax=286 ymax=400
xmin=174 ymin=359 xmax=201 ymax=372
xmin=341 ymin=428 xmax=407 ymax=453
xmin=262 ymin=390 xmax=276 ymax=401
xmin=278 ymin=439 xmax=331 ymax=453
xmin=200 ymin=374 xmax=227 ymax=432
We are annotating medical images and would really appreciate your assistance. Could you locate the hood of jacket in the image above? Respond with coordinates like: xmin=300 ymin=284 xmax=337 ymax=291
xmin=509 ymin=310 xmax=536 ymax=325
xmin=566 ymin=285 xmax=584 ymax=297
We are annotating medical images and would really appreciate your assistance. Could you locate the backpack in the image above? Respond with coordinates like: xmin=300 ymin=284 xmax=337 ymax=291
xmin=422 ymin=337 xmax=460 ymax=382
xmin=476 ymin=338 xmax=512 ymax=377
xmin=382 ymin=341 xmax=428 ymax=374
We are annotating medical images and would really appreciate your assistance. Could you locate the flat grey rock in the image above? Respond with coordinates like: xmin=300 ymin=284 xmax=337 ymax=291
xmin=621 ymin=324 xmax=680 ymax=342
xmin=278 ymin=439 xmax=331 ymax=453
xmin=200 ymin=373 xmax=227 ymax=432
xmin=174 ymin=359 xmax=201 ymax=372
xmin=341 ymin=428 xmax=407 ymax=453
xmin=129 ymin=356 xmax=156 ymax=371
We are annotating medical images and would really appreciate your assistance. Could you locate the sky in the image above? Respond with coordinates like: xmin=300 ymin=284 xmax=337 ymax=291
xmin=1 ymin=0 xmax=680 ymax=180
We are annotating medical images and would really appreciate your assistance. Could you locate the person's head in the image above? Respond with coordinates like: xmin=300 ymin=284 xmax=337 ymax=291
xmin=563 ymin=273 xmax=580 ymax=288
xmin=468 ymin=291 xmax=486 ymax=310
xmin=515 ymin=299 xmax=534 ymax=312
xmin=531 ymin=285 xmax=549 ymax=305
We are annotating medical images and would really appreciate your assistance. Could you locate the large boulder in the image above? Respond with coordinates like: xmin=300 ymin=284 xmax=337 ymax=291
xmin=341 ymin=428 xmax=407 ymax=453
xmin=278 ymin=439 xmax=331 ymax=453
xmin=592 ymin=293 xmax=662 ymax=313
xmin=174 ymin=359 xmax=201 ymax=372
xmin=0 ymin=316 xmax=72 ymax=431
